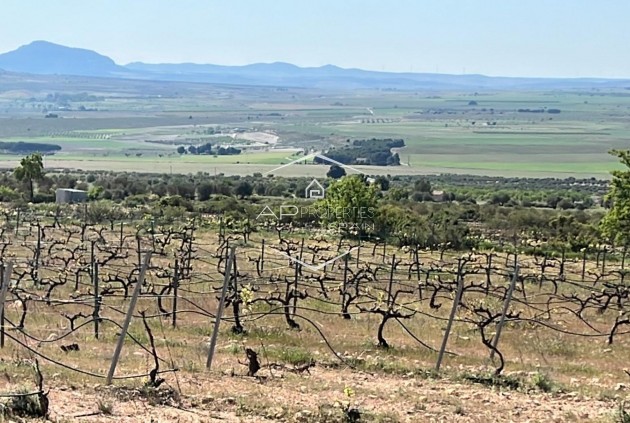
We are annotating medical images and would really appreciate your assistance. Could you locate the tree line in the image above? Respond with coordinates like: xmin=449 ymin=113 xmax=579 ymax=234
xmin=176 ymin=143 xmax=241 ymax=156
xmin=0 ymin=141 xmax=61 ymax=154
xmin=314 ymin=138 xmax=403 ymax=166
xmin=2 ymin=150 xmax=627 ymax=256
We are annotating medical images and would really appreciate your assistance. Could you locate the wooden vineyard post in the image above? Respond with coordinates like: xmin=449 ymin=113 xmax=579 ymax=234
xmin=172 ymin=260 xmax=179 ymax=328
xmin=206 ymin=246 xmax=236 ymax=370
xmin=90 ymin=240 xmax=95 ymax=267
xmin=15 ymin=209 xmax=20 ymax=236
xmin=35 ymin=223 xmax=41 ymax=274
xmin=387 ymin=254 xmax=396 ymax=307
xmin=230 ymin=253 xmax=243 ymax=332
xmin=539 ymin=253 xmax=547 ymax=290
xmin=436 ymin=259 xmax=463 ymax=372
xmin=150 ymin=219 xmax=156 ymax=251
xmin=232 ymin=254 xmax=238 ymax=292
xmin=136 ymin=236 xmax=142 ymax=270
xmin=187 ymin=230 xmax=194 ymax=279
xmin=0 ymin=262 xmax=12 ymax=348
xmin=292 ymin=259 xmax=299 ymax=317
xmin=341 ymin=253 xmax=349 ymax=314
xmin=119 ymin=221 xmax=124 ymax=248
xmin=415 ymin=245 xmax=421 ymax=280
xmin=581 ymin=249 xmax=587 ymax=281
xmin=93 ymin=262 xmax=100 ymax=339
xmin=596 ymin=248 xmax=601 ymax=268
xmin=106 ymin=252 xmax=152 ymax=385
xmin=298 ymin=238 xmax=305 ymax=276
xmin=415 ymin=246 xmax=422 ymax=300
xmin=55 ymin=205 xmax=61 ymax=227
xmin=260 ymin=239 xmax=265 ymax=273
xmin=89 ymin=239 xmax=96 ymax=292
xmin=490 ymin=261 xmax=519 ymax=359
xmin=0 ymin=300 xmax=3 ymax=348
xmin=219 ymin=215 xmax=224 ymax=240
xmin=486 ymin=253 xmax=493 ymax=292
xmin=225 ymin=240 xmax=230 ymax=269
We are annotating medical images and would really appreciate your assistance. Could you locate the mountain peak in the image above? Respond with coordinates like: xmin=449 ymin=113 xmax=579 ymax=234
xmin=27 ymin=40 xmax=63 ymax=47
xmin=0 ymin=40 xmax=125 ymax=77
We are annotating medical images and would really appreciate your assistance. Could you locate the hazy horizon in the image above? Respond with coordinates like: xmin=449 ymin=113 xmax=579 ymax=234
xmin=1 ymin=0 xmax=629 ymax=79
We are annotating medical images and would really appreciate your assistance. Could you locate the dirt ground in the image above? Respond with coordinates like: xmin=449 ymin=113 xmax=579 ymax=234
xmin=35 ymin=365 xmax=621 ymax=423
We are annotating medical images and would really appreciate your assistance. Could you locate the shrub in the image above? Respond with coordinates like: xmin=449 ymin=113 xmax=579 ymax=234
xmin=0 ymin=186 xmax=18 ymax=202
xmin=278 ymin=347 xmax=313 ymax=366
xmin=531 ymin=371 xmax=555 ymax=392
xmin=97 ymin=400 xmax=113 ymax=415
xmin=32 ymin=193 xmax=55 ymax=204
xmin=159 ymin=195 xmax=193 ymax=211
xmin=4 ymin=389 xmax=46 ymax=418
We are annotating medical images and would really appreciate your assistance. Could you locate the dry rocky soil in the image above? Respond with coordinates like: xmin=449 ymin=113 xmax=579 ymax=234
xmin=27 ymin=366 xmax=623 ymax=423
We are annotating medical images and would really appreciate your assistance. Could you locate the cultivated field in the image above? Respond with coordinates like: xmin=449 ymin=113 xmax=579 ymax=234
xmin=0 ymin=74 xmax=628 ymax=178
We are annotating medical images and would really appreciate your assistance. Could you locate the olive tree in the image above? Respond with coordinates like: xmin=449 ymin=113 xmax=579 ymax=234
xmin=14 ymin=153 xmax=44 ymax=202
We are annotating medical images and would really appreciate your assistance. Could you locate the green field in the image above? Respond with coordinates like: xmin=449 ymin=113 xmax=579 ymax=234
xmin=0 ymin=76 xmax=628 ymax=178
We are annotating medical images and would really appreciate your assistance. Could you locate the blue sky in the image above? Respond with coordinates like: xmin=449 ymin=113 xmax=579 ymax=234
xmin=1 ymin=0 xmax=628 ymax=78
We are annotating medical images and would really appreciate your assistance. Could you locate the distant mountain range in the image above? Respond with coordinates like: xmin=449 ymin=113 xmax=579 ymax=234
xmin=1 ymin=40 xmax=629 ymax=90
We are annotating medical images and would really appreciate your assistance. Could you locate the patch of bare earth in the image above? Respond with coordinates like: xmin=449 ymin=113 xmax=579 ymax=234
xmin=39 ymin=366 xmax=617 ymax=423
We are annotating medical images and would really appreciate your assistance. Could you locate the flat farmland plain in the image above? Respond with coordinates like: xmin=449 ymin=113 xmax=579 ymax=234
xmin=0 ymin=75 xmax=628 ymax=178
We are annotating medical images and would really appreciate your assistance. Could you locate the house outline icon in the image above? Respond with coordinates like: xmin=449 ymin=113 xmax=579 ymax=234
xmin=305 ymin=179 xmax=325 ymax=199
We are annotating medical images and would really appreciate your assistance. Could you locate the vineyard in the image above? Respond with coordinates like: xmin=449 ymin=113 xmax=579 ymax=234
xmin=0 ymin=207 xmax=629 ymax=422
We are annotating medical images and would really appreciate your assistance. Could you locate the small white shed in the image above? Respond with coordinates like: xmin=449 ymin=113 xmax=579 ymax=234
xmin=56 ymin=188 xmax=88 ymax=204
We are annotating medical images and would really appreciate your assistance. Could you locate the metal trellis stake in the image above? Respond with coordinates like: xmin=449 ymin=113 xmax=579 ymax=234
xmin=436 ymin=258 xmax=463 ymax=372
xmin=206 ymin=246 xmax=236 ymax=370
xmin=106 ymin=251 xmax=152 ymax=385
xmin=490 ymin=262 xmax=519 ymax=360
